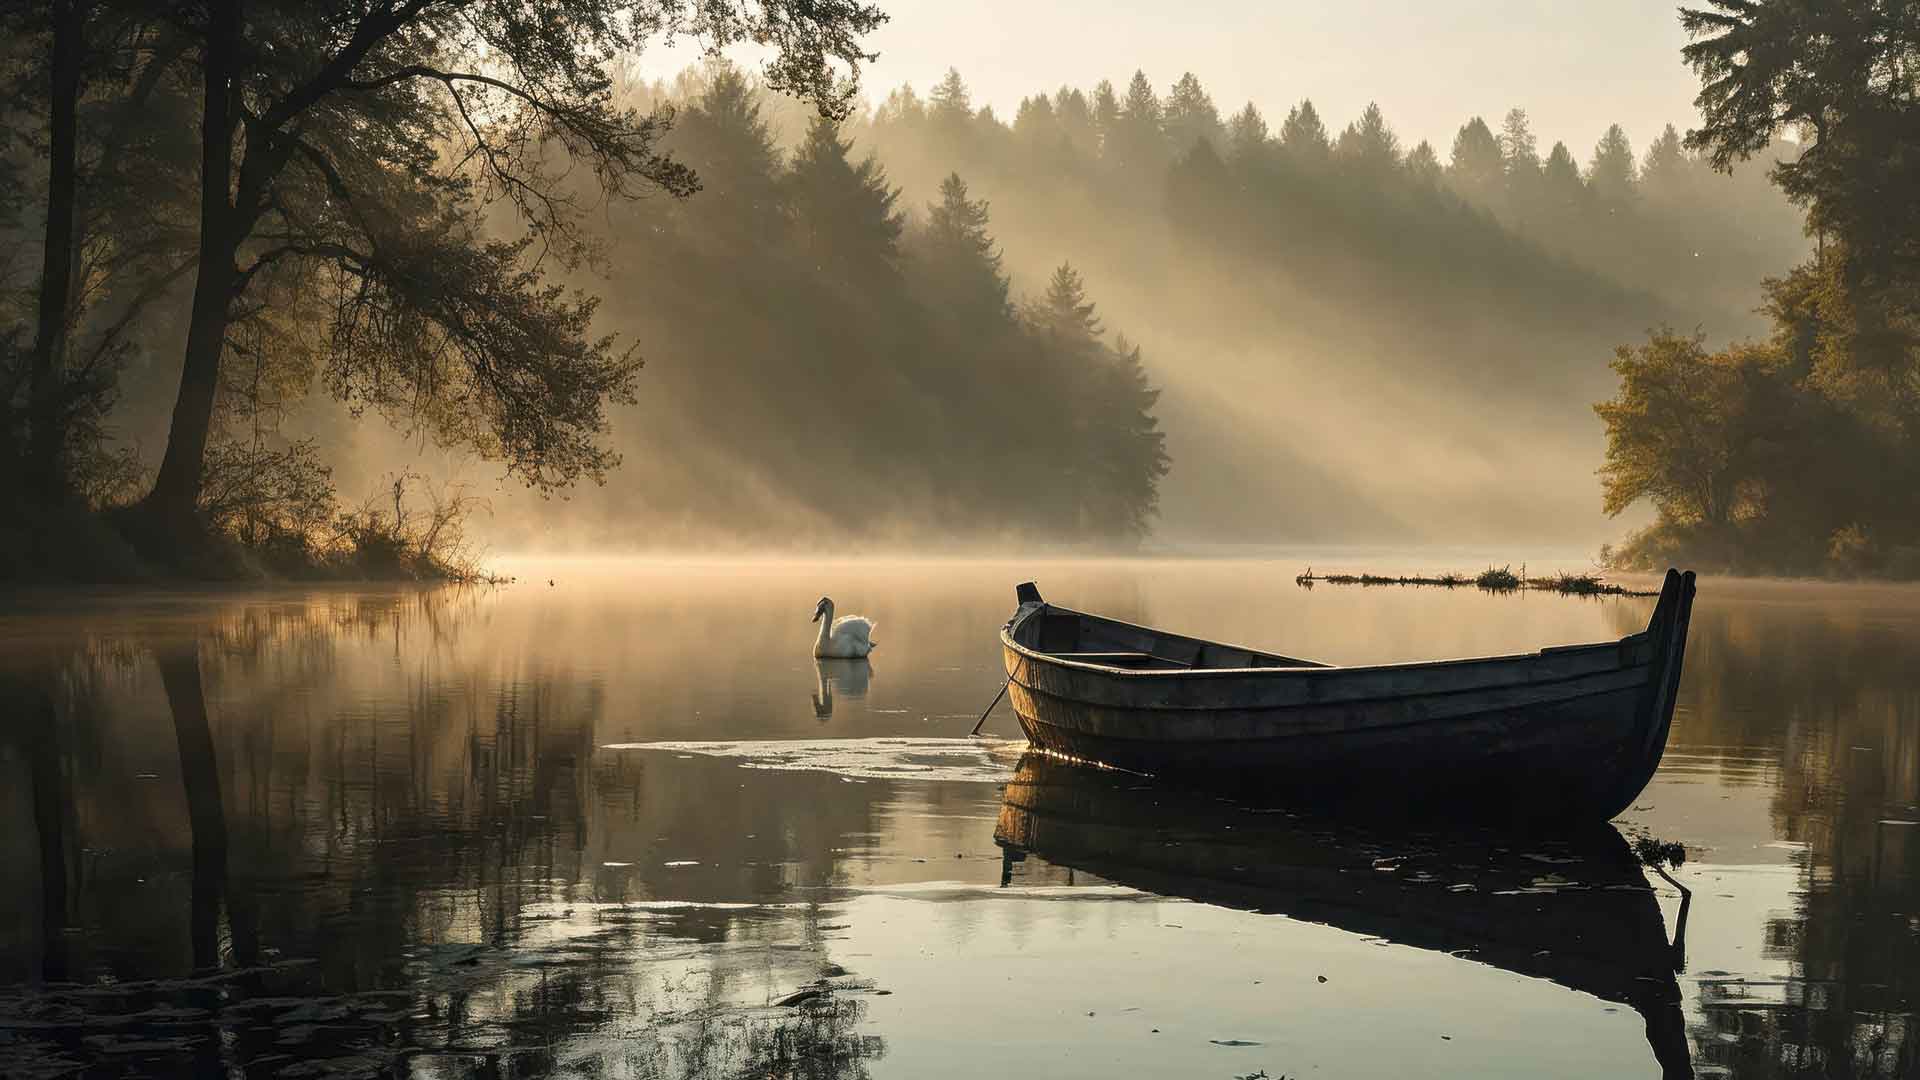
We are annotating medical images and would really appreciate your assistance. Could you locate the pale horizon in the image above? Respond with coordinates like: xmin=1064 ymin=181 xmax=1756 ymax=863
xmin=851 ymin=0 xmax=1707 ymax=160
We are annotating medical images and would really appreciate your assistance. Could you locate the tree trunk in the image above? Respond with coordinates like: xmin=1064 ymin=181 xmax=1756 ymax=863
xmin=22 ymin=677 xmax=70 ymax=982
xmin=147 ymin=1 xmax=240 ymax=523
xmin=25 ymin=0 xmax=84 ymax=504
xmin=157 ymin=645 xmax=230 ymax=971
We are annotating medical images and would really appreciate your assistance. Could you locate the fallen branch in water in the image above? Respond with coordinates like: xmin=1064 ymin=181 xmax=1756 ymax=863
xmin=1294 ymin=564 xmax=1657 ymax=597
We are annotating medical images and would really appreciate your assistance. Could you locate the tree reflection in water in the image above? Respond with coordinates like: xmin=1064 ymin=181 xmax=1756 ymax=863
xmin=0 ymin=597 xmax=884 ymax=1079
xmin=1606 ymin=591 xmax=1920 ymax=1079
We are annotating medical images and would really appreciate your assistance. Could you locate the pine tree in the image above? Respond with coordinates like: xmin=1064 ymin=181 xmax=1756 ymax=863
xmin=1225 ymin=103 xmax=1269 ymax=151
xmin=669 ymin=67 xmax=787 ymax=250
xmin=1499 ymin=108 xmax=1542 ymax=222
xmin=787 ymin=116 xmax=904 ymax=288
xmin=1500 ymin=108 xmax=1540 ymax=174
xmin=1335 ymin=102 xmax=1401 ymax=182
xmin=906 ymin=172 xmax=1025 ymax=464
xmin=1055 ymin=87 xmax=1097 ymax=156
xmin=1404 ymin=140 xmax=1443 ymax=187
xmin=1033 ymin=262 xmax=1103 ymax=342
xmin=1093 ymin=335 xmax=1171 ymax=538
xmin=1014 ymin=95 xmax=1067 ymax=162
xmin=1163 ymin=71 xmax=1224 ymax=153
xmin=1091 ymin=79 xmax=1122 ymax=161
xmin=929 ymin=67 xmax=973 ymax=131
xmin=919 ymin=173 xmax=1011 ymax=319
xmin=1225 ymin=102 xmax=1271 ymax=174
xmin=1025 ymin=263 xmax=1170 ymax=538
xmin=1279 ymin=99 xmax=1331 ymax=168
xmin=1109 ymin=70 xmax=1168 ymax=176
xmin=874 ymin=84 xmax=925 ymax=128
xmin=1640 ymin=124 xmax=1691 ymax=205
xmin=1447 ymin=116 xmax=1505 ymax=206
xmin=1542 ymin=140 xmax=1587 ymax=212
xmin=1588 ymin=124 xmax=1637 ymax=206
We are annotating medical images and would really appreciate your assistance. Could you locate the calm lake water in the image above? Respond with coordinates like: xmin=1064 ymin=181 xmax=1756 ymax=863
xmin=0 ymin=559 xmax=1915 ymax=1079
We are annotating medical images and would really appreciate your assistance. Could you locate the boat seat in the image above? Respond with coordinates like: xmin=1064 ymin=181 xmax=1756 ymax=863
xmin=1052 ymin=651 xmax=1190 ymax=670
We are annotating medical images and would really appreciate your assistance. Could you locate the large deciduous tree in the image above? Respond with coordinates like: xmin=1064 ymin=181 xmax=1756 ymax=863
xmin=1594 ymin=330 xmax=1764 ymax=531
xmin=139 ymin=0 xmax=884 ymax=531
xmin=2 ymin=3 xmax=198 ymax=506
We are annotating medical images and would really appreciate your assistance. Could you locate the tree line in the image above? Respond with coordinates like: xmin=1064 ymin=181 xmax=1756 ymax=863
xmin=559 ymin=67 xmax=1169 ymax=544
xmin=810 ymin=62 xmax=1803 ymax=545
xmin=859 ymin=66 xmax=1803 ymax=350
xmin=1594 ymin=0 xmax=1920 ymax=578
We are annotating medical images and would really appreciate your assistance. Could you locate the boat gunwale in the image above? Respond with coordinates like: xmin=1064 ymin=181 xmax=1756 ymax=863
xmin=1000 ymin=602 xmax=1654 ymax=682
xmin=1006 ymin=661 xmax=1650 ymax=725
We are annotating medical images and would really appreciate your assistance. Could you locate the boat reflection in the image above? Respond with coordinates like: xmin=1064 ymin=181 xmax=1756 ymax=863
xmin=994 ymin=753 xmax=1695 ymax=1079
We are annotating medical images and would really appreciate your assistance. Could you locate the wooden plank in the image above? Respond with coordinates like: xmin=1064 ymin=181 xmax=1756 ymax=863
xmin=1009 ymin=665 xmax=1650 ymax=742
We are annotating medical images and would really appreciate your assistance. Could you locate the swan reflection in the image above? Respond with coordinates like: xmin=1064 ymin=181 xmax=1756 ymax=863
xmin=811 ymin=657 xmax=872 ymax=720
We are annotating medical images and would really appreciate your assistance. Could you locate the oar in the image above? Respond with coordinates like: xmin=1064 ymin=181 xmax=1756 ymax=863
xmin=969 ymin=673 xmax=1011 ymax=737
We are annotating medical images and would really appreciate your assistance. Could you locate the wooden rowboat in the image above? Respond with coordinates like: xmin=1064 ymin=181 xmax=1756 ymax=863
xmin=999 ymin=568 xmax=1696 ymax=822
xmin=993 ymin=754 xmax=1694 ymax=1078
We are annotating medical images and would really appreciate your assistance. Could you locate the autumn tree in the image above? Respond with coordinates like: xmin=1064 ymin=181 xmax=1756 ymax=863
xmin=1594 ymin=330 xmax=1764 ymax=530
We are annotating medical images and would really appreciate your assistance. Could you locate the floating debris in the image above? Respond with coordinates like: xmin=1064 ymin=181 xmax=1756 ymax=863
xmin=1295 ymin=564 xmax=1656 ymax=597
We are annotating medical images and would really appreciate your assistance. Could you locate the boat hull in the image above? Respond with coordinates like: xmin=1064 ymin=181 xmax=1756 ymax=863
xmin=999 ymin=569 xmax=1696 ymax=823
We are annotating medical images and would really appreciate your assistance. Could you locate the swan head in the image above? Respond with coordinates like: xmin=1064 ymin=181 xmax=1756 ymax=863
xmin=811 ymin=596 xmax=832 ymax=623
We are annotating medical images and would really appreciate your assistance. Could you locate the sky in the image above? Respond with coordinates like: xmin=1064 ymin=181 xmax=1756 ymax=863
xmin=848 ymin=0 xmax=1707 ymax=159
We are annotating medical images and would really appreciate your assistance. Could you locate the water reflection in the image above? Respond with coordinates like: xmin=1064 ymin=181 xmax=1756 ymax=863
xmin=812 ymin=658 xmax=872 ymax=721
xmin=1608 ymin=583 xmax=1920 ymax=1079
xmin=0 ymin=597 xmax=885 ymax=1078
xmin=0 ymin=564 xmax=1915 ymax=1077
xmin=996 ymin=753 xmax=1694 ymax=1078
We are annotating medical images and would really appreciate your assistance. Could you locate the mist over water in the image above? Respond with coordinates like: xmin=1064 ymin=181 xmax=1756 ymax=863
xmin=2 ymin=560 xmax=1915 ymax=1077
xmin=179 ymin=61 xmax=1802 ymax=557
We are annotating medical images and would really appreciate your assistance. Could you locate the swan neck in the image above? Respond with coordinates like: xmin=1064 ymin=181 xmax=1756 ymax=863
xmin=814 ymin=603 xmax=834 ymax=651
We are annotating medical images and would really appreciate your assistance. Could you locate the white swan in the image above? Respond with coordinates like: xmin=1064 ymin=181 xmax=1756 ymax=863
xmin=811 ymin=597 xmax=877 ymax=659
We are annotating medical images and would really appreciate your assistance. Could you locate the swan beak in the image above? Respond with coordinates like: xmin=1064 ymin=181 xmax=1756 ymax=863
xmin=811 ymin=608 xmax=823 ymax=623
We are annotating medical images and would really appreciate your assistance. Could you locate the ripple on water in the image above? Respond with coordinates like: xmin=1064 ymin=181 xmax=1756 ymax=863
xmin=601 ymin=736 xmax=1027 ymax=784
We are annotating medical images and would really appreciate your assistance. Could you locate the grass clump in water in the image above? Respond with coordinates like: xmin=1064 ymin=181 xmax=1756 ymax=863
xmin=1474 ymin=565 xmax=1521 ymax=591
